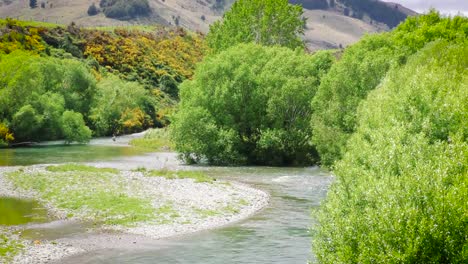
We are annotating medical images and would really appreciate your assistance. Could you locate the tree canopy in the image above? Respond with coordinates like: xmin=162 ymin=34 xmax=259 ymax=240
xmin=313 ymin=40 xmax=468 ymax=263
xmin=311 ymin=11 xmax=468 ymax=167
xmin=206 ymin=0 xmax=305 ymax=53
xmin=172 ymin=43 xmax=334 ymax=166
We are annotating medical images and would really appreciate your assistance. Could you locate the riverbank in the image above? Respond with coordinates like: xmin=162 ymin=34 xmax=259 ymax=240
xmin=0 ymin=164 xmax=269 ymax=263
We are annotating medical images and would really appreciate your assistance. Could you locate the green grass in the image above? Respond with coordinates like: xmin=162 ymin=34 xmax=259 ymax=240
xmin=193 ymin=208 xmax=221 ymax=218
xmin=46 ymin=164 xmax=118 ymax=174
xmin=0 ymin=19 xmax=62 ymax=29
xmin=0 ymin=233 xmax=23 ymax=263
xmin=129 ymin=128 xmax=173 ymax=152
xmin=6 ymin=169 xmax=153 ymax=226
xmin=146 ymin=169 xmax=215 ymax=183
xmin=238 ymin=199 xmax=249 ymax=206
xmin=223 ymin=205 xmax=240 ymax=214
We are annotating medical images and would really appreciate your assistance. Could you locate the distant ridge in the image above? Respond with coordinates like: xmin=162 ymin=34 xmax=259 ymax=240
xmin=0 ymin=0 xmax=417 ymax=50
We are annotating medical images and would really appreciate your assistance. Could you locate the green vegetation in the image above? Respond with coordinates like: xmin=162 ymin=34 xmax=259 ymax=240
xmin=311 ymin=11 xmax=468 ymax=167
xmin=207 ymin=0 xmax=305 ymax=53
xmin=6 ymin=169 xmax=154 ymax=226
xmin=99 ymin=0 xmax=151 ymax=20
xmin=0 ymin=19 xmax=205 ymax=145
xmin=0 ymin=233 xmax=23 ymax=263
xmin=129 ymin=128 xmax=173 ymax=151
xmin=172 ymin=44 xmax=334 ymax=165
xmin=46 ymin=164 xmax=119 ymax=174
xmin=314 ymin=40 xmax=468 ymax=264
xmin=312 ymin=14 xmax=468 ymax=263
xmin=145 ymin=169 xmax=215 ymax=183
xmin=166 ymin=5 xmax=466 ymax=262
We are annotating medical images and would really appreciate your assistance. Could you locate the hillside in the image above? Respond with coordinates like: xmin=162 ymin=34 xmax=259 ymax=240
xmin=0 ymin=0 xmax=416 ymax=50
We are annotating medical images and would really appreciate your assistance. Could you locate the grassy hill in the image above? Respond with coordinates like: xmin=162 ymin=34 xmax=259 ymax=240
xmin=0 ymin=0 xmax=416 ymax=50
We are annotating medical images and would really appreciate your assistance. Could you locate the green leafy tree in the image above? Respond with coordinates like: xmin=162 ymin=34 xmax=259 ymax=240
xmin=61 ymin=111 xmax=92 ymax=144
xmin=313 ymin=40 xmax=468 ymax=263
xmin=206 ymin=0 xmax=305 ymax=53
xmin=172 ymin=44 xmax=334 ymax=165
xmin=11 ymin=105 xmax=43 ymax=141
xmin=311 ymin=11 xmax=468 ymax=168
xmin=90 ymin=75 xmax=155 ymax=136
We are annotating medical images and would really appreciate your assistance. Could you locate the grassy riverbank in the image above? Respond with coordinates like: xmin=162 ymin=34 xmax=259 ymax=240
xmin=1 ymin=163 xmax=268 ymax=263
xmin=6 ymin=165 xmax=154 ymax=226
xmin=129 ymin=128 xmax=173 ymax=151
xmin=0 ymin=232 xmax=23 ymax=262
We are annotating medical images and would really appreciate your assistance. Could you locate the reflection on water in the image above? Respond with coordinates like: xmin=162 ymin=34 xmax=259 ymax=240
xmin=0 ymin=145 xmax=146 ymax=167
xmin=0 ymin=197 xmax=49 ymax=226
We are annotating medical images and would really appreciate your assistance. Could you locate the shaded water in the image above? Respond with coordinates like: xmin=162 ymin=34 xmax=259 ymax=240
xmin=0 ymin=197 xmax=49 ymax=226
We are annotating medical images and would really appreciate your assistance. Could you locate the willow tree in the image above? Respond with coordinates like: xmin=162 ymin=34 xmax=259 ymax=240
xmin=206 ymin=0 xmax=305 ymax=53
xmin=172 ymin=44 xmax=334 ymax=166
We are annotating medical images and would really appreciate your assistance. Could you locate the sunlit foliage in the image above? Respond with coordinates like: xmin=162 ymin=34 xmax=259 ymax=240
xmin=173 ymin=44 xmax=334 ymax=165
xmin=0 ymin=18 xmax=45 ymax=54
xmin=83 ymin=27 xmax=206 ymax=92
xmin=311 ymin=11 xmax=468 ymax=167
xmin=0 ymin=122 xmax=14 ymax=146
xmin=206 ymin=0 xmax=305 ymax=53
xmin=313 ymin=40 xmax=468 ymax=263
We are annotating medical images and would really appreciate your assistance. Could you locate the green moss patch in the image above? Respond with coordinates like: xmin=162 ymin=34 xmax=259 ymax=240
xmin=46 ymin=164 xmax=118 ymax=174
xmin=129 ymin=128 xmax=173 ymax=151
xmin=0 ymin=233 xmax=23 ymax=263
xmin=146 ymin=169 xmax=214 ymax=183
xmin=6 ymin=169 xmax=153 ymax=226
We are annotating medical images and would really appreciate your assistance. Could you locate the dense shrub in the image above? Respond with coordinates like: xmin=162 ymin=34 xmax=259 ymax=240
xmin=0 ymin=19 xmax=44 ymax=54
xmin=89 ymin=75 xmax=157 ymax=136
xmin=87 ymin=3 xmax=99 ymax=16
xmin=0 ymin=50 xmax=165 ymax=142
xmin=61 ymin=111 xmax=92 ymax=144
xmin=172 ymin=44 xmax=334 ymax=165
xmin=100 ymin=0 xmax=151 ymax=20
xmin=0 ymin=122 xmax=14 ymax=146
xmin=313 ymin=41 xmax=468 ymax=263
xmin=83 ymin=27 xmax=206 ymax=92
xmin=311 ymin=12 xmax=468 ymax=167
xmin=0 ymin=51 xmax=97 ymax=141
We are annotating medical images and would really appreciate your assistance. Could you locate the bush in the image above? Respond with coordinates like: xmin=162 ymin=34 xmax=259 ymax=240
xmin=87 ymin=3 xmax=99 ymax=16
xmin=61 ymin=111 xmax=92 ymax=144
xmin=0 ymin=51 xmax=97 ymax=141
xmin=311 ymin=12 xmax=468 ymax=168
xmin=100 ymin=0 xmax=151 ymax=20
xmin=89 ymin=75 xmax=155 ymax=136
xmin=172 ymin=44 xmax=334 ymax=165
xmin=313 ymin=41 xmax=468 ymax=263
xmin=0 ymin=122 xmax=14 ymax=147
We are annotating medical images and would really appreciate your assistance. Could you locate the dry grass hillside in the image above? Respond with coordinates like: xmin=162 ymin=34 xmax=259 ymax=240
xmin=0 ymin=0 xmax=413 ymax=50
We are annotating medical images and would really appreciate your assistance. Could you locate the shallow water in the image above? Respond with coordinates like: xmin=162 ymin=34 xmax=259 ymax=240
xmin=0 ymin=139 xmax=146 ymax=167
xmin=0 ymin=141 xmax=333 ymax=263
xmin=60 ymin=165 xmax=332 ymax=264
xmin=0 ymin=197 xmax=49 ymax=226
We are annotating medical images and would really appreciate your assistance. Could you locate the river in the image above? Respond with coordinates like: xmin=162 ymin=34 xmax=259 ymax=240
xmin=0 ymin=138 xmax=332 ymax=264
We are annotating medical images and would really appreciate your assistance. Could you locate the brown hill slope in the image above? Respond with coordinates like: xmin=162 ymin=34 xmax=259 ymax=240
xmin=0 ymin=0 xmax=416 ymax=50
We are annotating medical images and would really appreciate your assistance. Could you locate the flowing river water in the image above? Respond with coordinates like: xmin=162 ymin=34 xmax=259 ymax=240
xmin=0 ymin=137 xmax=332 ymax=264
